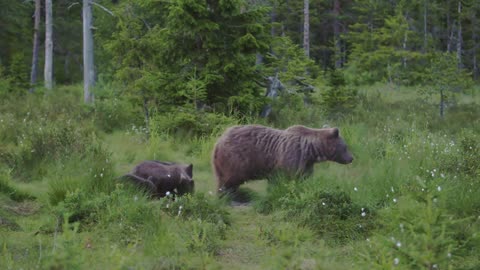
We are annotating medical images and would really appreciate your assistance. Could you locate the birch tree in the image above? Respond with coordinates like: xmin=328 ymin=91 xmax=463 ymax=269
xmin=457 ymin=1 xmax=463 ymax=69
xmin=303 ymin=0 xmax=309 ymax=57
xmin=83 ymin=0 xmax=95 ymax=103
xmin=29 ymin=0 xmax=41 ymax=92
xmin=44 ymin=0 xmax=53 ymax=89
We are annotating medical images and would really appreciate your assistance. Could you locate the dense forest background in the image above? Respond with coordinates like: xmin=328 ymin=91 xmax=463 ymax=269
xmin=1 ymin=0 xmax=478 ymax=117
xmin=1 ymin=1 xmax=479 ymax=269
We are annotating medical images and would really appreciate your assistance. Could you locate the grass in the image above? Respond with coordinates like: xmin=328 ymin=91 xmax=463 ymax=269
xmin=1 ymin=84 xmax=479 ymax=269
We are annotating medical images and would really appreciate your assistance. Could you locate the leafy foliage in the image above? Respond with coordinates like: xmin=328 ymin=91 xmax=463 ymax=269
xmin=359 ymin=179 xmax=480 ymax=269
xmin=150 ymin=107 xmax=237 ymax=137
xmin=319 ymin=69 xmax=358 ymax=117
xmin=102 ymin=0 xmax=271 ymax=115
xmin=256 ymin=177 xmax=375 ymax=242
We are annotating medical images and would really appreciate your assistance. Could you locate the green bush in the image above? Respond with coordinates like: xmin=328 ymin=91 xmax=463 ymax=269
xmin=0 ymin=168 xmax=34 ymax=201
xmin=319 ymin=70 xmax=358 ymax=118
xmin=47 ymin=139 xmax=116 ymax=206
xmin=183 ymin=218 xmax=227 ymax=254
xmin=150 ymin=108 xmax=237 ymax=137
xmin=159 ymin=192 xmax=231 ymax=226
xmin=359 ymin=178 xmax=480 ymax=269
xmin=256 ymin=177 xmax=375 ymax=242
xmin=92 ymin=84 xmax=143 ymax=133
xmin=41 ymin=216 xmax=85 ymax=270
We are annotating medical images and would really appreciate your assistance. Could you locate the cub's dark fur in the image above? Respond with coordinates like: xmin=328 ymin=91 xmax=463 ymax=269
xmin=122 ymin=160 xmax=194 ymax=198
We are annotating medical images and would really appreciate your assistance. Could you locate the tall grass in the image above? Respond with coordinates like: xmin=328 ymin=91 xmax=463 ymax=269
xmin=1 ymin=84 xmax=479 ymax=269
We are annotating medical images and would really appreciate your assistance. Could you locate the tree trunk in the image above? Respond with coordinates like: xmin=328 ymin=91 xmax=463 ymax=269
xmin=403 ymin=30 xmax=408 ymax=68
xmin=30 ymin=0 xmax=41 ymax=92
xmin=333 ymin=0 xmax=342 ymax=68
xmin=439 ymin=88 xmax=445 ymax=118
xmin=83 ymin=0 xmax=95 ymax=103
xmin=423 ymin=0 xmax=427 ymax=53
xmin=303 ymin=0 xmax=310 ymax=58
xmin=473 ymin=10 xmax=478 ymax=80
xmin=457 ymin=1 xmax=463 ymax=69
xmin=447 ymin=0 xmax=453 ymax=52
xmin=402 ymin=13 xmax=408 ymax=68
xmin=44 ymin=0 xmax=53 ymax=90
xmin=142 ymin=95 xmax=150 ymax=135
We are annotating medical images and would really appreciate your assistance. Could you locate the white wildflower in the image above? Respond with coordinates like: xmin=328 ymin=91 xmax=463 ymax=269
xmin=354 ymin=187 xmax=358 ymax=192
xmin=393 ymin=198 xmax=397 ymax=203
xmin=396 ymin=241 xmax=401 ymax=248
xmin=361 ymin=212 xmax=366 ymax=217
xmin=393 ymin=258 xmax=399 ymax=265
xmin=437 ymin=186 xmax=442 ymax=192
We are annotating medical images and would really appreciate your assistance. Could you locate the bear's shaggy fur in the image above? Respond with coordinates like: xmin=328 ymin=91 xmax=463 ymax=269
xmin=122 ymin=160 xmax=194 ymax=198
xmin=212 ymin=125 xmax=353 ymax=193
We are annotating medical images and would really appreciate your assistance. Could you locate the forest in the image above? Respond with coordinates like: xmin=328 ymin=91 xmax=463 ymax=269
xmin=1 ymin=0 xmax=479 ymax=269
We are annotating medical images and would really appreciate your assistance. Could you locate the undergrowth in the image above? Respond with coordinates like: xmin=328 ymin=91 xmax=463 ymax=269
xmin=1 ymin=84 xmax=479 ymax=269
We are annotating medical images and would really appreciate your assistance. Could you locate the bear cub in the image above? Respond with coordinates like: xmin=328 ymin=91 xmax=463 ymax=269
xmin=122 ymin=160 xmax=194 ymax=198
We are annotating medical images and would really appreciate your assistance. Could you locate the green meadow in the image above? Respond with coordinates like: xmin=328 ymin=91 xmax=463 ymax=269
xmin=1 ymin=84 xmax=478 ymax=269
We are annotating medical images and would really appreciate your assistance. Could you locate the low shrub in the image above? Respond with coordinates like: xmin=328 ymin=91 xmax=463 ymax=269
xmin=0 ymin=168 xmax=34 ymax=201
xmin=159 ymin=192 xmax=231 ymax=226
xmin=47 ymin=139 xmax=116 ymax=206
xmin=358 ymin=178 xmax=480 ymax=269
xmin=150 ymin=108 xmax=237 ymax=137
xmin=255 ymin=177 xmax=375 ymax=242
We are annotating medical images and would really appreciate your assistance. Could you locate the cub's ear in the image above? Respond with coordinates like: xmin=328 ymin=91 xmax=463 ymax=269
xmin=329 ymin=128 xmax=339 ymax=138
xmin=184 ymin=164 xmax=193 ymax=178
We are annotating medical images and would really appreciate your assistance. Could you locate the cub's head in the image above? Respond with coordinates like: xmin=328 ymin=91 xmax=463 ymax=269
xmin=321 ymin=128 xmax=354 ymax=164
xmin=177 ymin=164 xmax=195 ymax=195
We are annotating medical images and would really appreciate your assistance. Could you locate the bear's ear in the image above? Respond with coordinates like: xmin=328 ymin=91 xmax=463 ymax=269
xmin=329 ymin=128 xmax=339 ymax=138
xmin=184 ymin=164 xmax=193 ymax=178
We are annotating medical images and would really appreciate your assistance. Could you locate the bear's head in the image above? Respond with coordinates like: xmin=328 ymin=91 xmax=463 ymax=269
xmin=177 ymin=164 xmax=195 ymax=195
xmin=322 ymin=128 xmax=354 ymax=164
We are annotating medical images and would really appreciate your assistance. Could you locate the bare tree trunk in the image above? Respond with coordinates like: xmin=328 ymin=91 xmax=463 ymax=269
xmin=423 ymin=0 xmax=427 ymax=53
xmin=30 ymin=0 xmax=41 ymax=92
xmin=333 ymin=0 xmax=342 ymax=68
xmin=473 ymin=10 xmax=478 ymax=80
xmin=303 ymin=0 xmax=310 ymax=58
xmin=457 ymin=1 xmax=463 ymax=68
xmin=83 ymin=0 xmax=95 ymax=103
xmin=440 ymin=88 xmax=445 ymax=118
xmin=142 ymin=95 xmax=150 ymax=135
xmin=402 ymin=13 xmax=408 ymax=68
xmin=403 ymin=30 xmax=408 ymax=68
xmin=447 ymin=0 xmax=453 ymax=52
xmin=44 ymin=0 xmax=53 ymax=90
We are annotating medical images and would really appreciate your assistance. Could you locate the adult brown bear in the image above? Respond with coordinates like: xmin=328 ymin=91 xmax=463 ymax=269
xmin=212 ymin=125 xmax=353 ymax=194
xmin=122 ymin=160 xmax=194 ymax=198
